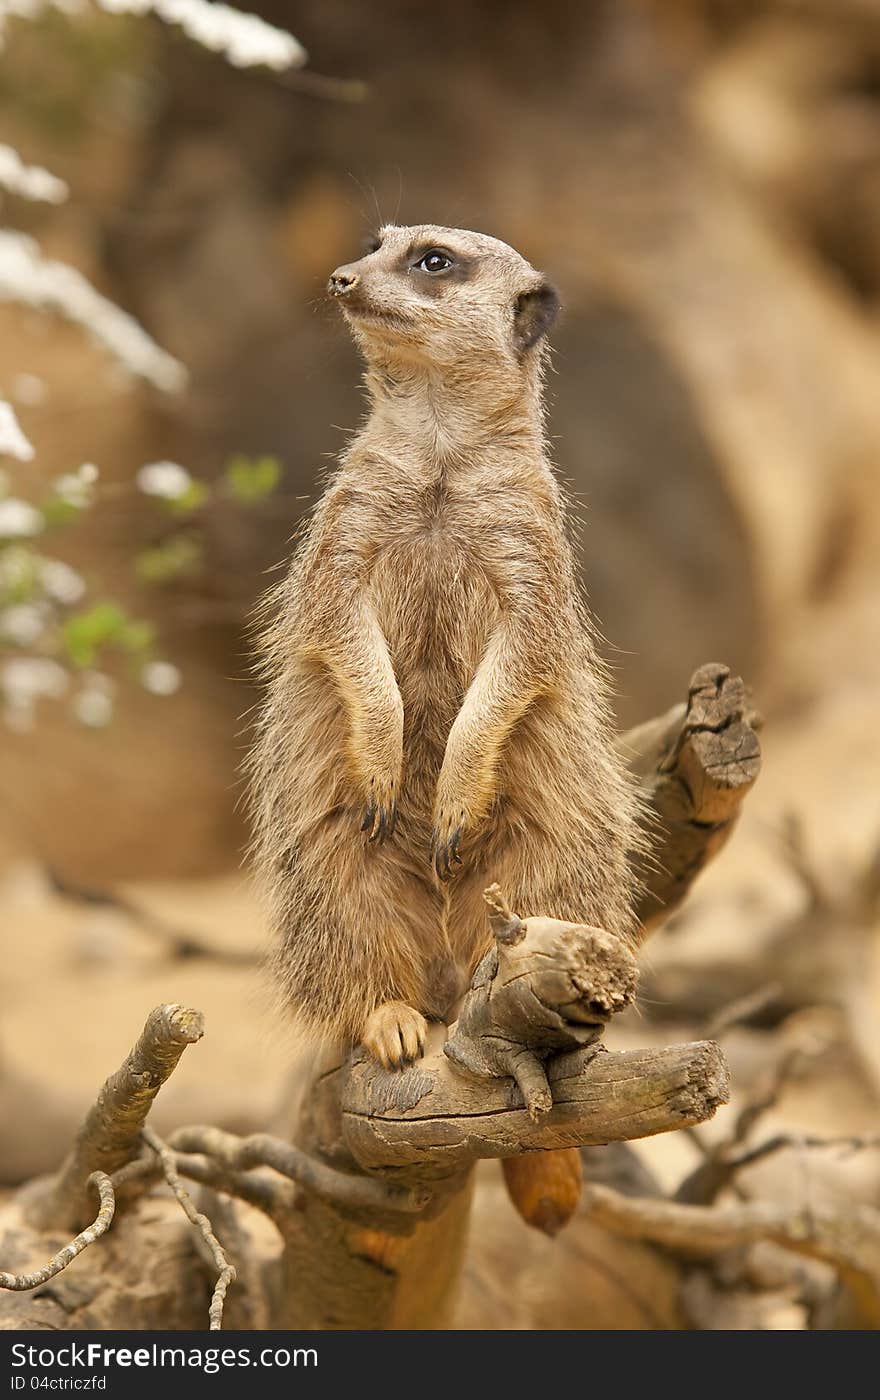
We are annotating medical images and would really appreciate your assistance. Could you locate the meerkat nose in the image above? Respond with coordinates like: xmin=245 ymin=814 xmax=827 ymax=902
xmin=328 ymin=266 xmax=359 ymax=297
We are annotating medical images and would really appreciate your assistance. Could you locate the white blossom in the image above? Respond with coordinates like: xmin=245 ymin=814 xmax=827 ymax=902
xmin=1 ymin=655 xmax=68 ymax=699
xmin=40 ymin=557 xmax=86 ymax=604
xmin=136 ymin=459 xmax=192 ymax=499
xmin=53 ymin=462 xmax=98 ymax=507
xmin=0 ymin=399 xmax=35 ymax=461
xmin=0 ymin=0 xmax=305 ymax=72
xmin=10 ymin=372 xmax=47 ymax=405
xmin=0 ymin=497 xmax=42 ymax=538
xmin=141 ymin=659 xmax=181 ymax=695
xmin=72 ymin=671 xmax=115 ymax=727
xmin=75 ymin=693 xmax=111 ymax=727
xmin=0 ymin=230 xmax=187 ymax=393
xmin=0 ymin=545 xmax=33 ymax=589
xmin=96 ymin=0 xmax=306 ymax=70
xmin=0 ymin=601 xmax=49 ymax=644
xmin=0 ymin=144 xmax=68 ymax=203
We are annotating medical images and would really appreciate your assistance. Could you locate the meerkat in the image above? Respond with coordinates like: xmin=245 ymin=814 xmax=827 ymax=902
xmin=249 ymin=223 xmax=642 ymax=1071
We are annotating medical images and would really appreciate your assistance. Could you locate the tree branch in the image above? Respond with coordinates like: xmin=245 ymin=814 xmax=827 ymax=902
xmin=0 ymin=1173 xmax=114 ymax=1291
xmin=336 ymin=1040 xmax=730 ymax=1179
xmin=579 ymin=1179 xmax=880 ymax=1328
xmin=620 ymin=662 xmax=761 ymax=933
xmin=46 ymin=867 xmax=257 ymax=967
xmin=142 ymin=1127 xmax=235 ymax=1331
xmin=167 ymin=1125 xmax=429 ymax=1215
xmin=30 ymin=1004 xmax=204 ymax=1231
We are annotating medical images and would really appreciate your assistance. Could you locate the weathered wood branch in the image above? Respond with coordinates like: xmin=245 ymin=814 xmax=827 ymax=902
xmin=443 ymin=884 xmax=638 ymax=1120
xmin=338 ymin=1040 xmax=730 ymax=1177
xmin=29 ymin=1003 xmax=204 ymax=1232
xmin=166 ymin=1125 xmax=428 ymax=1214
xmin=620 ymin=662 xmax=761 ymax=932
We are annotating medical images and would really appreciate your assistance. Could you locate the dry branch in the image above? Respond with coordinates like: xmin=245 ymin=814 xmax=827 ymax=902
xmin=109 ymin=1146 xmax=296 ymax=1216
xmin=337 ymin=1040 xmax=729 ymax=1178
xmin=621 ymin=662 xmax=761 ymax=932
xmin=163 ymin=1153 xmax=297 ymax=1218
xmin=142 ymin=1127 xmax=235 ymax=1330
xmin=0 ymin=1173 xmax=114 ymax=1291
xmin=47 ymin=867 xmax=257 ymax=967
xmin=444 ymin=884 xmax=639 ymax=1119
xmin=30 ymin=1003 xmax=204 ymax=1231
xmin=579 ymin=1179 xmax=880 ymax=1329
xmin=167 ymin=1125 xmax=428 ymax=1215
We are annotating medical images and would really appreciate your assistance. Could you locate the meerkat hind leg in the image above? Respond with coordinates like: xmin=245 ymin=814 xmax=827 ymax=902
xmin=362 ymin=1000 xmax=429 ymax=1070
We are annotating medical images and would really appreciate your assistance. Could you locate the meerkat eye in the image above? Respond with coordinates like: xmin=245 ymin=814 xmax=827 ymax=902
xmin=415 ymin=250 xmax=454 ymax=274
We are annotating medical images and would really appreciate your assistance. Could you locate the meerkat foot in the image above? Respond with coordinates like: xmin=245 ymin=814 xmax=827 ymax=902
xmin=362 ymin=1001 xmax=428 ymax=1070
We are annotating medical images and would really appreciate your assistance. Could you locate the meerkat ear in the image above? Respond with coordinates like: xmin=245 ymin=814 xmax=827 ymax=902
xmin=513 ymin=281 xmax=560 ymax=353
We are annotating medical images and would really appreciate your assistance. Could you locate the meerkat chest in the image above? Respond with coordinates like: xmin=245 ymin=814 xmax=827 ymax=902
xmin=367 ymin=485 xmax=500 ymax=679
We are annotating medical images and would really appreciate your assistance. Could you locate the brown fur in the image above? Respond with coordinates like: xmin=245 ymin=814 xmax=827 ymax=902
xmin=248 ymin=224 xmax=642 ymax=1056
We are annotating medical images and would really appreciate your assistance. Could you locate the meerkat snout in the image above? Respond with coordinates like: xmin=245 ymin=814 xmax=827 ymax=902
xmin=328 ymin=266 xmax=359 ymax=297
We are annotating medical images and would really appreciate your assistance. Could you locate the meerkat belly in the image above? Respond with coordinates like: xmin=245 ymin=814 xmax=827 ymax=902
xmin=370 ymin=533 xmax=498 ymax=810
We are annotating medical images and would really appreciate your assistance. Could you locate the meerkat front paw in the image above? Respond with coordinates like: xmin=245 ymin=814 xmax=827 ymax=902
xmin=362 ymin=1001 xmax=428 ymax=1069
xmin=360 ymin=775 xmax=398 ymax=845
xmin=431 ymin=805 xmax=469 ymax=881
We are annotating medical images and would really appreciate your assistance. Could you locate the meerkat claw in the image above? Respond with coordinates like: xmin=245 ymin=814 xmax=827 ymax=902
xmin=362 ymin=797 xmax=397 ymax=845
xmin=432 ymin=825 xmax=463 ymax=881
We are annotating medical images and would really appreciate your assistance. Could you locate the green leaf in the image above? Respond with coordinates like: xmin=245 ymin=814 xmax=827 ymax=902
xmin=61 ymin=601 xmax=151 ymax=668
xmin=0 ymin=547 xmax=39 ymax=604
xmin=119 ymin=620 xmax=155 ymax=655
xmin=164 ymin=480 xmax=210 ymax=515
xmin=134 ymin=534 xmax=203 ymax=585
xmin=224 ymin=454 xmax=282 ymax=503
xmin=40 ymin=496 xmax=82 ymax=528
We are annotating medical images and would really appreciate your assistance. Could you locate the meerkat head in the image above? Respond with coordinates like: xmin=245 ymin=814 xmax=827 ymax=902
xmin=327 ymin=224 xmax=559 ymax=372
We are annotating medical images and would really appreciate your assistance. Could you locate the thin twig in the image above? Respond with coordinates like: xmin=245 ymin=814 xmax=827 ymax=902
xmin=725 ymin=1132 xmax=880 ymax=1174
xmin=168 ymin=1125 xmax=430 ymax=1214
xmin=110 ymin=1147 xmax=294 ymax=1217
xmin=171 ymin=1155 xmax=297 ymax=1217
xmin=142 ymin=1127 xmax=235 ymax=1331
xmin=47 ymin=867 xmax=257 ymax=967
xmin=677 ymin=1046 xmax=812 ymax=1203
xmin=731 ymin=1047 xmax=806 ymax=1144
xmin=703 ymin=984 xmax=783 ymax=1039
xmin=0 ymin=1173 xmax=114 ymax=1291
xmin=776 ymin=812 xmax=828 ymax=910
